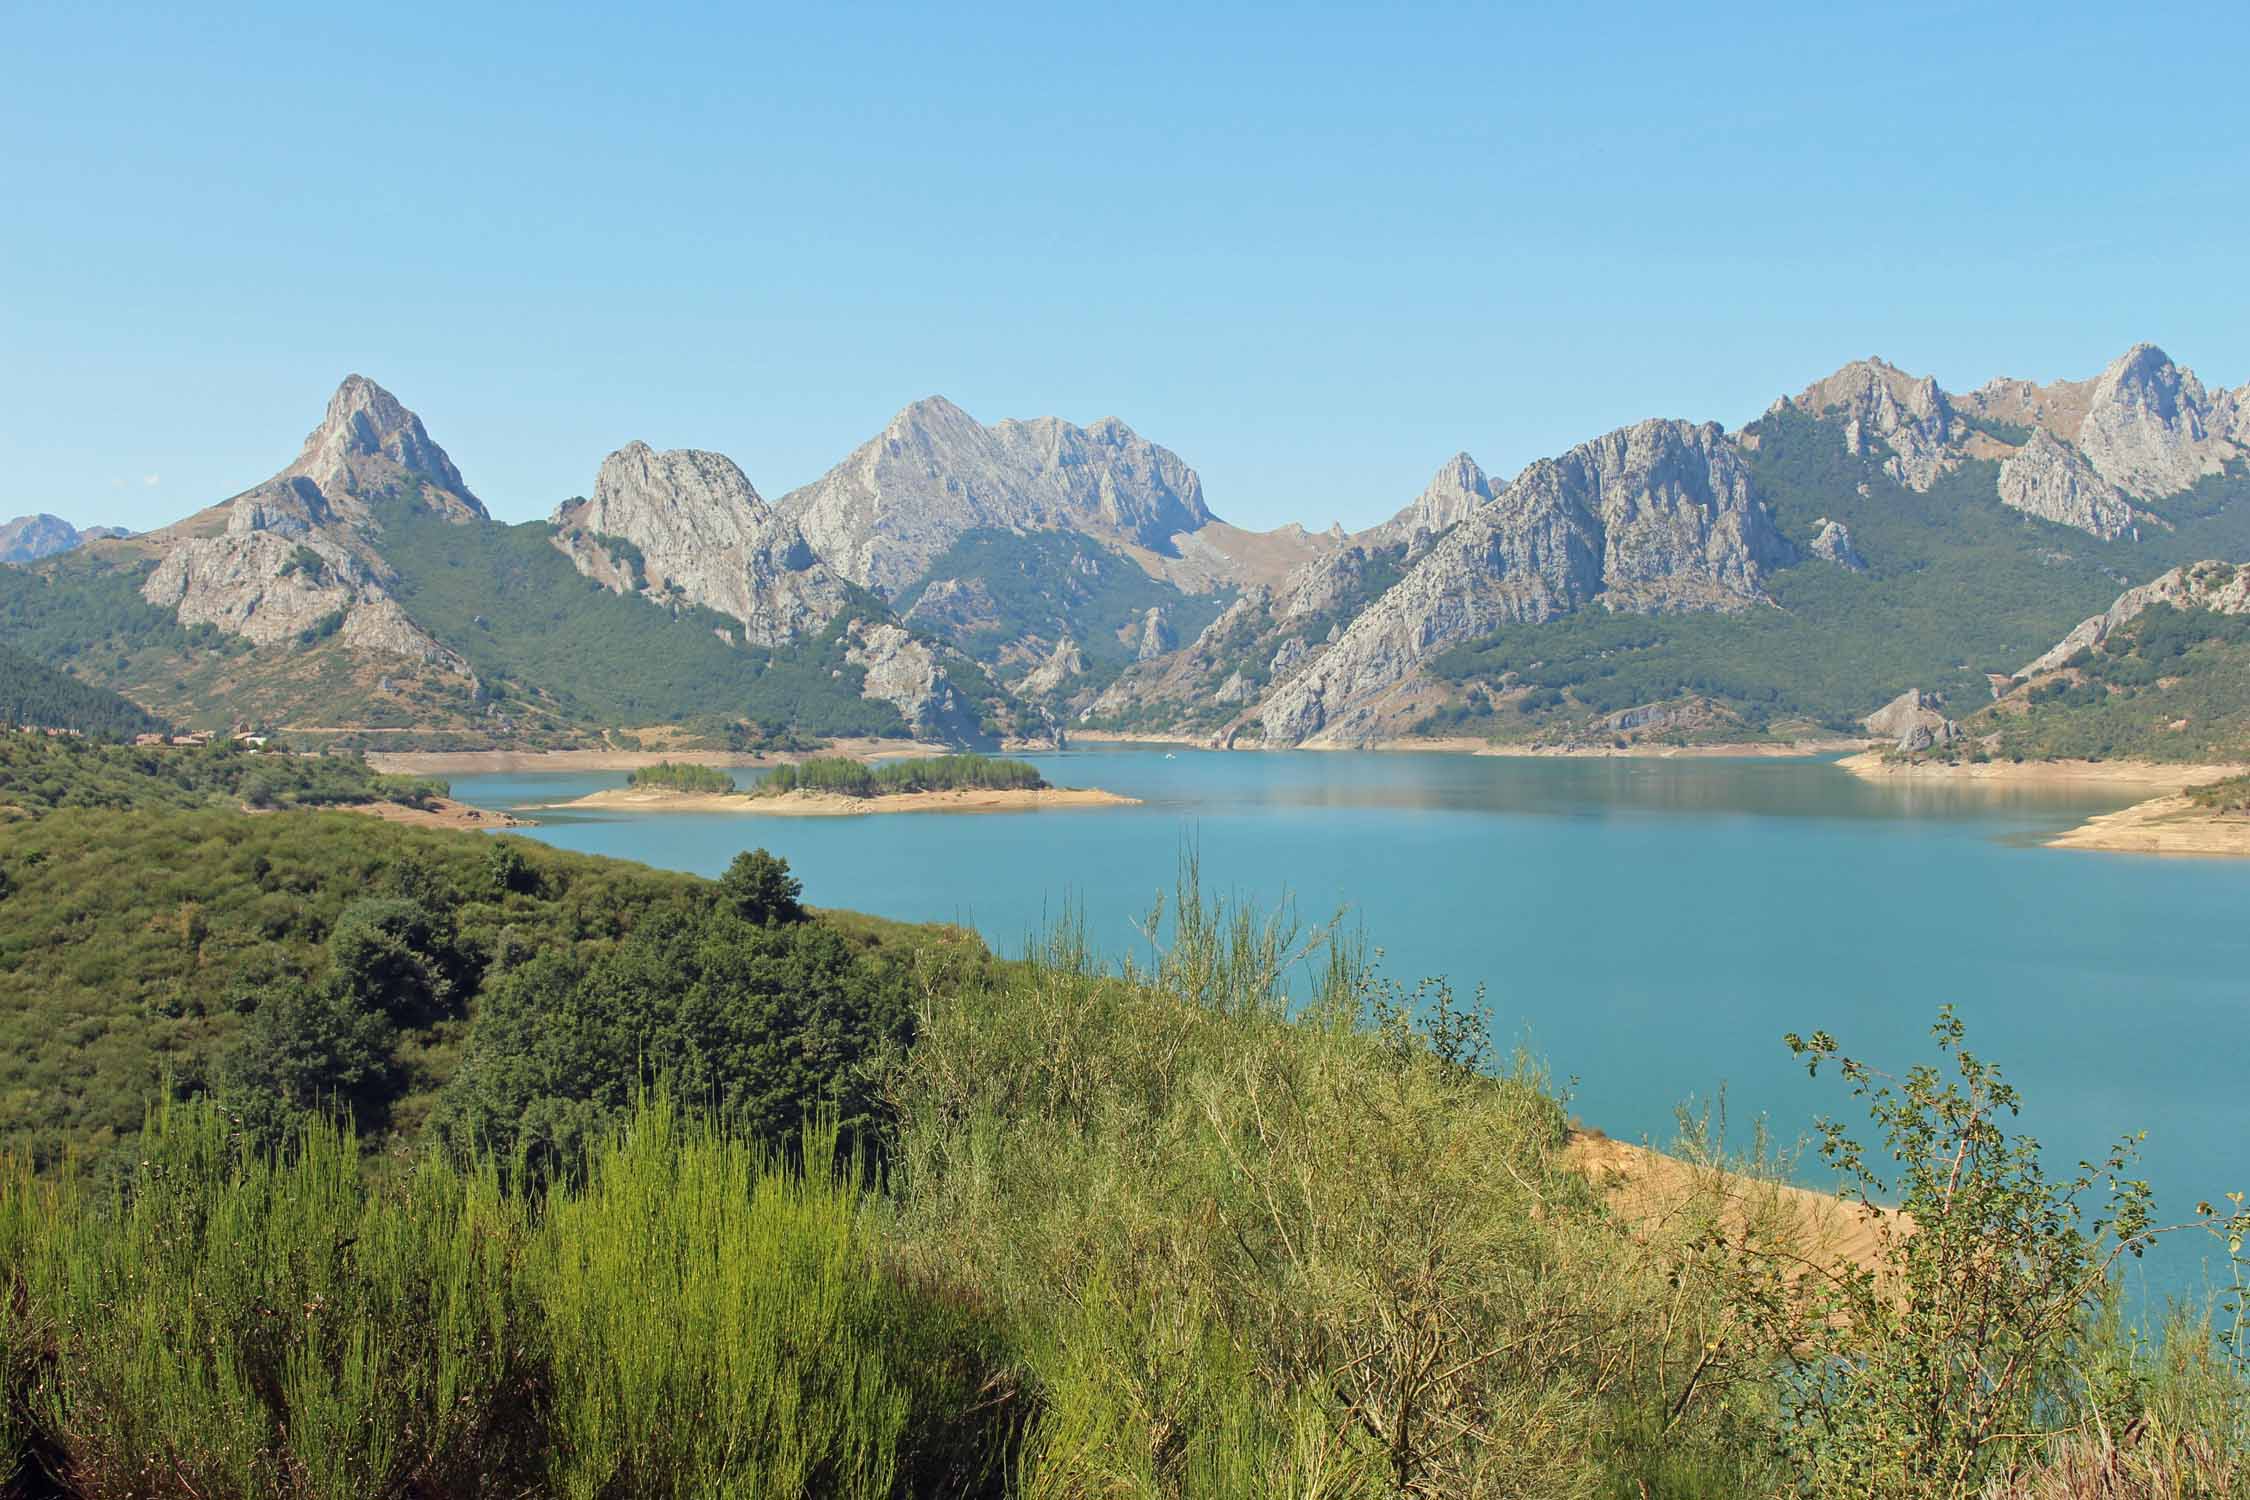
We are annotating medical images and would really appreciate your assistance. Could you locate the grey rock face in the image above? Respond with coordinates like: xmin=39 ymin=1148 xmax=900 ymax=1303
xmin=0 ymin=514 xmax=86 ymax=564
xmin=1015 ymin=637 xmax=1085 ymax=697
xmin=1268 ymin=635 xmax=1313 ymax=679
xmin=843 ymin=618 xmax=983 ymax=741
xmin=138 ymin=376 xmax=474 ymax=668
xmin=1355 ymin=452 xmax=1495 ymax=554
xmin=1784 ymin=359 xmax=1961 ymax=490
xmin=280 ymin=373 xmax=485 ymax=524
xmin=2072 ymin=344 xmax=2244 ymax=500
xmin=1863 ymin=689 xmax=1959 ymax=752
xmin=906 ymin=576 xmax=1004 ymax=639
xmin=1995 ymin=430 xmax=2137 ymax=540
xmin=2018 ymin=559 xmax=2250 ymax=677
xmin=780 ymin=396 xmax=1213 ymax=595
xmin=1808 ymin=518 xmax=1867 ymax=571
xmin=552 ymin=442 xmax=849 ymax=648
xmin=1252 ymin=420 xmax=1787 ymax=745
xmin=1279 ymin=545 xmax=1387 ymax=621
xmin=1135 ymin=605 xmax=1175 ymax=660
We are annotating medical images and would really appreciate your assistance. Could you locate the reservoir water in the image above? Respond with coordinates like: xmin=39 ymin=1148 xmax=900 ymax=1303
xmin=451 ymin=748 xmax=2250 ymax=1298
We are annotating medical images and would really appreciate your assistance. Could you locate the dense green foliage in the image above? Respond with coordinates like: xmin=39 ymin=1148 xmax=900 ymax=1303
xmin=432 ymin=851 xmax=923 ymax=1177
xmin=367 ymin=492 xmax=916 ymax=737
xmin=0 ymin=642 xmax=165 ymax=737
xmin=1973 ymin=603 xmax=2250 ymax=762
xmin=1427 ymin=411 xmax=2250 ymax=743
xmin=0 ymin=733 xmax=443 ymax=815
xmin=0 ymin=1100 xmax=1017 ymax=1499
xmin=0 ymin=549 xmax=240 ymax=667
xmin=895 ymin=527 xmax=1230 ymax=693
xmin=625 ymin=759 xmax=739 ymax=793
xmin=757 ymin=752 xmax=1047 ymax=797
xmin=4 ymin=863 xmax=2242 ymax=1496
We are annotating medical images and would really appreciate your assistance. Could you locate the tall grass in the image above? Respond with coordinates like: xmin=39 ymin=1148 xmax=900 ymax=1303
xmin=0 ymin=1098 xmax=1015 ymax=1499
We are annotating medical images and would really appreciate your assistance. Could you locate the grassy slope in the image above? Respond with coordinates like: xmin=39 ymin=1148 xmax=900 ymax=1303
xmin=0 ymin=786 xmax=954 ymax=1168
xmin=1426 ymin=409 xmax=2250 ymax=742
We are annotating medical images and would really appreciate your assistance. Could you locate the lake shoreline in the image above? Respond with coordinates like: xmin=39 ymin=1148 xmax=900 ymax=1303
xmin=1834 ymin=751 xmax=2249 ymax=789
xmin=547 ymin=785 xmax=1141 ymax=817
xmin=1070 ymin=730 xmax=1876 ymax=759
xmin=2044 ymin=794 xmax=2250 ymax=858
xmin=366 ymin=737 xmax=950 ymax=777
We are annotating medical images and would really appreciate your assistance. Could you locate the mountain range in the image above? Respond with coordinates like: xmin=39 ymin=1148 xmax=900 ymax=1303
xmin=4 ymin=343 xmax=2248 ymax=755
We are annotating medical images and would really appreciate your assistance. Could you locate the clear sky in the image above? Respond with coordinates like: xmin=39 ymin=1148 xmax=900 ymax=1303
xmin=4 ymin=1 xmax=2245 ymax=534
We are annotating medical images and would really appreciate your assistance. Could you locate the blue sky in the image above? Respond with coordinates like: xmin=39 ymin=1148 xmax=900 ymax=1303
xmin=4 ymin=1 xmax=2245 ymax=533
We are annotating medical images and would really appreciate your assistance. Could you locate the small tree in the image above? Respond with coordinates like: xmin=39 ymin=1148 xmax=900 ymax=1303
xmin=718 ymin=849 xmax=806 ymax=927
xmin=1751 ymin=1008 xmax=2249 ymax=1498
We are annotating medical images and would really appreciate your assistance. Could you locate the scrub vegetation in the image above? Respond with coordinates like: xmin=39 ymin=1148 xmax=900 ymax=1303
xmin=1 ymin=747 xmax=2245 ymax=1497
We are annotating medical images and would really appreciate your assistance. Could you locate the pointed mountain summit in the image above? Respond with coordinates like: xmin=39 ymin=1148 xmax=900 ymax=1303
xmin=550 ymin=442 xmax=849 ymax=648
xmin=277 ymin=374 xmax=484 ymax=524
xmin=1780 ymin=357 xmax=1962 ymax=490
xmin=1357 ymin=451 xmax=1495 ymax=554
xmin=780 ymin=397 xmax=1214 ymax=595
xmin=137 ymin=376 xmax=476 ymax=667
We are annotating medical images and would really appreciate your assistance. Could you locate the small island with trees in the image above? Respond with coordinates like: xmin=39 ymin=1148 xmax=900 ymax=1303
xmin=563 ymin=752 xmax=1138 ymax=816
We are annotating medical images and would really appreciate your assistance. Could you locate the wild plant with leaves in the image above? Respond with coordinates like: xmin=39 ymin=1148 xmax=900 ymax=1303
xmin=1746 ymin=1007 xmax=2250 ymax=1498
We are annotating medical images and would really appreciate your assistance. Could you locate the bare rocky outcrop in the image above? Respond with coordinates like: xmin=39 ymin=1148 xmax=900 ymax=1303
xmin=1808 ymin=518 xmax=1867 ymax=571
xmin=551 ymin=442 xmax=849 ymax=647
xmin=1782 ymin=359 xmax=1962 ymax=490
xmin=842 ymin=619 xmax=987 ymax=742
xmin=1864 ymin=689 xmax=1960 ymax=752
xmin=2018 ymin=560 xmax=2250 ymax=677
xmin=1995 ymin=430 xmax=2137 ymax=540
xmin=1251 ymin=420 xmax=1789 ymax=745
xmin=1015 ymin=637 xmax=1085 ymax=697
xmin=905 ymin=576 xmax=1004 ymax=639
xmin=1355 ymin=452 xmax=1495 ymax=554
xmin=2071 ymin=344 xmax=2246 ymax=501
xmin=1134 ymin=605 xmax=1174 ymax=660
xmin=780 ymin=396 xmax=1213 ymax=595
xmin=137 ymin=376 xmax=476 ymax=670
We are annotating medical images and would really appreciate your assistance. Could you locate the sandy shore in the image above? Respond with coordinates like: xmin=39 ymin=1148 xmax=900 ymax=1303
xmin=1073 ymin=730 xmax=1875 ymax=758
xmin=2044 ymin=794 xmax=2250 ymax=857
xmin=1564 ymin=1132 xmax=1896 ymax=1279
xmin=366 ymin=737 xmax=948 ymax=777
xmin=550 ymin=785 xmax=1140 ymax=817
xmin=1835 ymin=751 xmax=2248 ymax=788
xmin=272 ymin=797 xmax=530 ymax=830
xmin=1474 ymin=737 xmax=1871 ymax=760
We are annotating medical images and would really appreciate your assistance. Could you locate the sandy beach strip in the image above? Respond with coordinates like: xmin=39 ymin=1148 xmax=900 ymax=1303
xmin=2043 ymin=794 xmax=2250 ymax=857
xmin=547 ymin=785 xmax=1140 ymax=816
xmin=1834 ymin=751 xmax=2248 ymax=788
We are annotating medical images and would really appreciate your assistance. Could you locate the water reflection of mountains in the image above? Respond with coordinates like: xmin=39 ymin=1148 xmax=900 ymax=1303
xmin=1243 ymin=758 xmax=2137 ymax=823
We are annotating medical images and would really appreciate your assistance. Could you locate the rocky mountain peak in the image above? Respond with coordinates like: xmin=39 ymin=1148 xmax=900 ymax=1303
xmin=1 ymin=514 xmax=89 ymax=564
xmin=1783 ymin=358 xmax=1958 ymax=490
xmin=550 ymin=442 xmax=846 ymax=648
xmin=1355 ymin=451 xmax=1495 ymax=554
xmin=282 ymin=375 xmax=484 ymax=520
xmin=2073 ymin=343 xmax=2240 ymax=500
xmin=782 ymin=398 xmax=1214 ymax=594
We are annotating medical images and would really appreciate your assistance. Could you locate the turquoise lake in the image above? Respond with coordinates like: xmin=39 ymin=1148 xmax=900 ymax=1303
xmin=451 ymin=748 xmax=2250 ymax=1298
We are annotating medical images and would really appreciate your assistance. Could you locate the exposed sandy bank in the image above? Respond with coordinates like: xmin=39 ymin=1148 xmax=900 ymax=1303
xmin=1073 ymin=731 xmax=1874 ymax=758
xmin=2044 ymin=794 xmax=2250 ymax=857
xmin=260 ymin=798 xmax=530 ymax=830
xmin=1473 ymin=737 xmax=1872 ymax=760
xmin=366 ymin=738 xmax=946 ymax=777
xmin=551 ymin=786 xmax=1140 ymax=817
xmin=1834 ymin=751 xmax=2248 ymax=788
xmin=1564 ymin=1132 xmax=1898 ymax=1279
